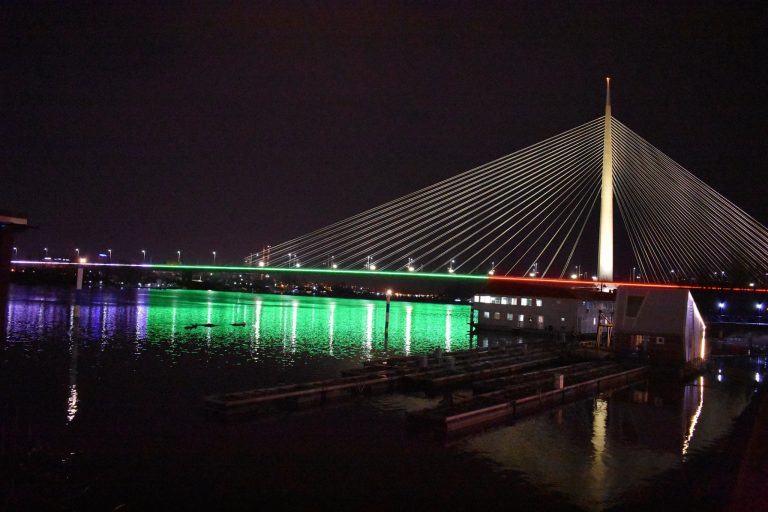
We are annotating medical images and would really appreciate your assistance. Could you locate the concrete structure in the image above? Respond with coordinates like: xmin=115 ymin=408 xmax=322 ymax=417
xmin=0 ymin=210 xmax=30 ymax=294
xmin=613 ymin=286 xmax=706 ymax=364
xmin=0 ymin=210 xmax=31 ymax=338
xmin=598 ymin=77 xmax=613 ymax=282
xmin=472 ymin=282 xmax=615 ymax=336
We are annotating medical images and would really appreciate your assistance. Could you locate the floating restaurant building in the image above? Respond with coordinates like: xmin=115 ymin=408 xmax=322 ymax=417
xmin=612 ymin=286 xmax=707 ymax=364
xmin=472 ymin=282 xmax=615 ymax=336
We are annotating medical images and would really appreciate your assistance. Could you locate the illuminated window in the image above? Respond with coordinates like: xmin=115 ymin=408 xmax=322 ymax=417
xmin=518 ymin=314 xmax=525 ymax=322
xmin=506 ymin=313 xmax=514 ymax=321
xmin=521 ymin=298 xmax=530 ymax=306
xmin=501 ymin=297 xmax=508 ymax=305
xmin=483 ymin=311 xmax=490 ymax=319
xmin=493 ymin=312 xmax=501 ymax=320
xmin=492 ymin=297 xmax=501 ymax=304
xmin=560 ymin=317 xmax=566 ymax=322
xmin=535 ymin=299 xmax=543 ymax=307
xmin=537 ymin=315 xmax=544 ymax=329
xmin=510 ymin=298 xmax=518 ymax=305
xmin=480 ymin=296 xmax=492 ymax=304
xmin=473 ymin=295 xmax=479 ymax=303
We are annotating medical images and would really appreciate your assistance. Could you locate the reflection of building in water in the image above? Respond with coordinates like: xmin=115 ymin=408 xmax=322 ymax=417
xmin=462 ymin=374 xmax=723 ymax=511
xmin=605 ymin=376 xmax=704 ymax=456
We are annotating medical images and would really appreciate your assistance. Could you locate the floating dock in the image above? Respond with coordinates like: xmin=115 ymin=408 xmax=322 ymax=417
xmin=406 ymin=363 xmax=647 ymax=435
xmin=204 ymin=340 xmax=647 ymax=430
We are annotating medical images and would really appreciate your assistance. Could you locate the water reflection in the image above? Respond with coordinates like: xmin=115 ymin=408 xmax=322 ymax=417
xmin=459 ymin=363 xmax=761 ymax=511
xmin=66 ymin=304 xmax=79 ymax=424
xmin=4 ymin=286 xmax=470 ymax=361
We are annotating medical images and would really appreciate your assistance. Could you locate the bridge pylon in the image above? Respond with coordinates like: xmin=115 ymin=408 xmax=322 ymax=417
xmin=598 ymin=77 xmax=613 ymax=282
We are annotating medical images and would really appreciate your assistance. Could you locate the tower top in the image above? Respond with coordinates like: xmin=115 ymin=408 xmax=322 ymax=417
xmin=605 ymin=76 xmax=611 ymax=110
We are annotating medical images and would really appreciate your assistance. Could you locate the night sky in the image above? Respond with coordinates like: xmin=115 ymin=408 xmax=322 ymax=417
xmin=3 ymin=2 xmax=766 ymax=265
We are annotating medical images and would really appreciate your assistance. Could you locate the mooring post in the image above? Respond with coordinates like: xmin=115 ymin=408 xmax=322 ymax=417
xmin=384 ymin=289 xmax=392 ymax=339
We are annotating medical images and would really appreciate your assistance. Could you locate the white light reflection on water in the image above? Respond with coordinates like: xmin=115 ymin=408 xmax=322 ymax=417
xmin=66 ymin=304 xmax=79 ymax=424
xmin=250 ymin=299 xmax=262 ymax=361
xmin=682 ymin=376 xmax=704 ymax=459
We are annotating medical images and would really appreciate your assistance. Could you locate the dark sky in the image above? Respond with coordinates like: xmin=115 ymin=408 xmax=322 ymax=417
xmin=3 ymin=2 xmax=766 ymax=264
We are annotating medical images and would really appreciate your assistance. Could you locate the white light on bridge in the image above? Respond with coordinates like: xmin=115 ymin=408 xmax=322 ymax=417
xmin=258 ymin=261 xmax=265 ymax=267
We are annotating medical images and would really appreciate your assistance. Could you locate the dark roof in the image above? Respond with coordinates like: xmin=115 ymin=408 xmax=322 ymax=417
xmin=480 ymin=280 xmax=615 ymax=302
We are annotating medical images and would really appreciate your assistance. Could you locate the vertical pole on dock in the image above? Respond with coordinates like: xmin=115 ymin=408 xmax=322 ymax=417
xmin=384 ymin=289 xmax=392 ymax=339
xmin=76 ymin=266 xmax=84 ymax=290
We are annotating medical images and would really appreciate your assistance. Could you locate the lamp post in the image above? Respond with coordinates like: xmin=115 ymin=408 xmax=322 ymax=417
xmin=44 ymin=247 xmax=48 ymax=258
xmin=757 ymin=303 xmax=763 ymax=324
xmin=718 ymin=302 xmax=726 ymax=322
xmin=141 ymin=249 xmax=146 ymax=262
xmin=75 ymin=248 xmax=80 ymax=259
xmin=177 ymin=250 xmax=181 ymax=263
xmin=212 ymin=251 xmax=217 ymax=265
xmin=13 ymin=247 xmax=18 ymax=258
xmin=108 ymin=249 xmax=112 ymax=262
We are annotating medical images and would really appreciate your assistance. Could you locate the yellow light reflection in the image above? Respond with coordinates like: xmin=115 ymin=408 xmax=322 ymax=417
xmin=682 ymin=376 xmax=705 ymax=459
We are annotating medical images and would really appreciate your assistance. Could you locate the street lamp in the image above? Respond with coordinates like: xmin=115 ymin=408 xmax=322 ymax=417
xmin=75 ymin=248 xmax=80 ymax=259
xmin=212 ymin=251 xmax=217 ymax=265
xmin=108 ymin=249 xmax=112 ymax=261
xmin=718 ymin=302 xmax=726 ymax=321
xmin=756 ymin=303 xmax=763 ymax=323
xmin=141 ymin=249 xmax=146 ymax=262
xmin=177 ymin=250 xmax=181 ymax=263
xmin=448 ymin=259 xmax=455 ymax=273
xmin=43 ymin=247 xmax=48 ymax=258
xmin=13 ymin=247 xmax=17 ymax=258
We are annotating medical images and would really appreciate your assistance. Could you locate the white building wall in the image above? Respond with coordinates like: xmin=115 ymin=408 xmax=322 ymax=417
xmin=473 ymin=294 xmax=613 ymax=335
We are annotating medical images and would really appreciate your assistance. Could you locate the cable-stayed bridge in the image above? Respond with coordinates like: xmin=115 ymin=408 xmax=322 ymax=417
xmin=245 ymin=80 xmax=768 ymax=287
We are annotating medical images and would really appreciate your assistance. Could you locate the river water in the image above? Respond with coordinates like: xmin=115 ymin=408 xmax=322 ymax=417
xmin=1 ymin=285 xmax=765 ymax=511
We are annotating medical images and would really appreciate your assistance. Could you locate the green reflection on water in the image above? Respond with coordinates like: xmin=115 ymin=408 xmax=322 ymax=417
xmin=146 ymin=289 xmax=470 ymax=359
